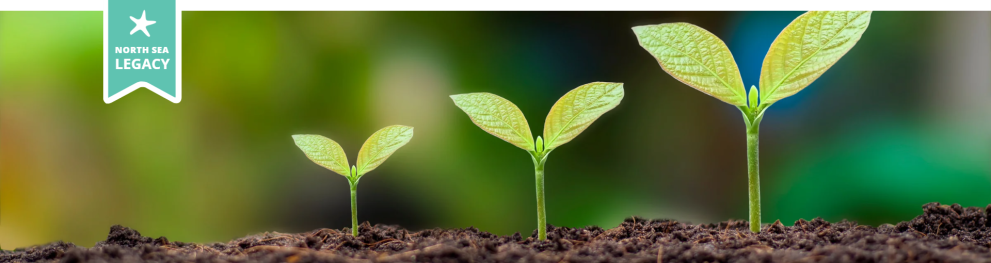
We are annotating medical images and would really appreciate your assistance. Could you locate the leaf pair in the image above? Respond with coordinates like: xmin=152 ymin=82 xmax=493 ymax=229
xmin=292 ymin=125 xmax=414 ymax=180
xmin=633 ymin=11 xmax=872 ymax=108
xmin=450 ymin=82 xmax=624 ymax=152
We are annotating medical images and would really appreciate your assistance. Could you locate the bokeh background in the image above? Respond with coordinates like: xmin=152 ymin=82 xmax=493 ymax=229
xmin=2 ymin=11 xmax=989 ymax=248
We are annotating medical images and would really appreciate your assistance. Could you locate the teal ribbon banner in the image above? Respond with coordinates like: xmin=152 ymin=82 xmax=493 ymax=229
xmin=105 ymin=0 xmax=179 ymax=103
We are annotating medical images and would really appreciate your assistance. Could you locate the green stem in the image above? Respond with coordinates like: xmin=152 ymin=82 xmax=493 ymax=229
xmin=349 ymin=181 xmax=358 ymax=237
xmin=745 ymin=114 xmax=762 ymax=233
xmin=531 ymin=152 xmax=548 ymax=240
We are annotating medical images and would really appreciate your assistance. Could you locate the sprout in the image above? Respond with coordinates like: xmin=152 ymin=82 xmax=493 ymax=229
xmin=633 ymin=11 xmax=871 ymax=233
xmin=451 ymin=82 xmax=624 ymax=240
xmin=292 ymin=125 xmax=414 ymax=237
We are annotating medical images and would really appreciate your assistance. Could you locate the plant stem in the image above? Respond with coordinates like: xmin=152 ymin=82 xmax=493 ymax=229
xmin=531 ymin=152 xmax=548 ymax=240
xmin=349 ymin=181 xmax=358 ymax=237
xmin=745 ymin=116 xmax=762 ymax=233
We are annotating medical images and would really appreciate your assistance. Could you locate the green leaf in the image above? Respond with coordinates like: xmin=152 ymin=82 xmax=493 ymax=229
xmin=450 ymin=93 xmax=535 ymax=151
xmin=633 ymin=23 xmax=747 ymax=106
xmin=543 ymin=82 xmax=624 ymax=150
xmin=292 ymin=134 xmax=351 ymax=177
xmin=748 ymin=85 xmax=759 ymax=108
xmin=355 ymin=125 xmax=414 ymax=176
xmin=535 ymin=136 xmax=545 ymax=153
xmin=759 ymin=11 xmax=872 ymax=105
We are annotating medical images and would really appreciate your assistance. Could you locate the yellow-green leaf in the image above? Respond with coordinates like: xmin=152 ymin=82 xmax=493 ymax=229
xmin=292 ymin=134 xmax=351 ymax=177
xmin=450 ymin=93 xmax=535 ymax=151
xmin=355 ymin=125 xmax=414 ymax=176
xmin=759 ymin=11 xmax=871 ymax=105
xmin=543 ymin=82 xmax=624 ymax=150
xmin=633 ymin=23 xmax=747 ymax=106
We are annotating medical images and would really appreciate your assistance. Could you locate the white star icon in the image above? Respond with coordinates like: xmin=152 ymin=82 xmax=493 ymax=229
xmin=129 ymin=10 xmax=156 ymax=37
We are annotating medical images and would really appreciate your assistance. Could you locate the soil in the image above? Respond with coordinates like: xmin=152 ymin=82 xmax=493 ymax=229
xmin=2 ymin=202 xmax=989 ymax=263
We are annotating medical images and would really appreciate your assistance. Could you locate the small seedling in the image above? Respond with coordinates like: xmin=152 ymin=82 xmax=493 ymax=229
xmin=633 ymin=11 xmax=871 ymax=233
xmin=451 ymin=82 xmax=624 ymax=240
xmin=292 ymin=125 xmax=414 ymax=236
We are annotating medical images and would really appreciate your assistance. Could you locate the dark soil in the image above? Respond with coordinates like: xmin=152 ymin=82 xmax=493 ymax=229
xmin=3 ymin=202 xmax=990 ymax=263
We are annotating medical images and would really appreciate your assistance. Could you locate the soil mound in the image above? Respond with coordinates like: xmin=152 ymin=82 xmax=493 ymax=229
xmin=3 ymin=202 xmax=989 ymax=262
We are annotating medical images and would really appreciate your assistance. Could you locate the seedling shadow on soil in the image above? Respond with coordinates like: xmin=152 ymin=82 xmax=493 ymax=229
xmin=3 ymin=203 xmax=989 ymax=263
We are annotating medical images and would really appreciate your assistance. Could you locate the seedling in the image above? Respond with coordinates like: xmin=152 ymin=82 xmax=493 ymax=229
xmin=633 ymin=11 xmax=871 ymax=233
xmin=292 ymin=125 xmax=414 ymax=236
xmin=451 ymin=82 xmax=624 ymax=240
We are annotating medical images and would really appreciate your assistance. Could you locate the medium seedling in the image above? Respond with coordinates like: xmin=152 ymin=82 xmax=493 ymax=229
xmin=633 ymin=11 xmax=871 ymax=233
xmin=292 ymin=125 xmax=414 ymax=236
xmin=451 ymin=82 xmax=624 ymax=240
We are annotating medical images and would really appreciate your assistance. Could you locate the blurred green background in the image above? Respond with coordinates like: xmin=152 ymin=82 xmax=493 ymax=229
xmin=2 ymin=11 xmax=989 ymax=248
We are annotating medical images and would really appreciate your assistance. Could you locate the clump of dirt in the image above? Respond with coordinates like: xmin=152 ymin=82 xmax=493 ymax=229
xmin=3 ymin=202 xmax=989 ymax=262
